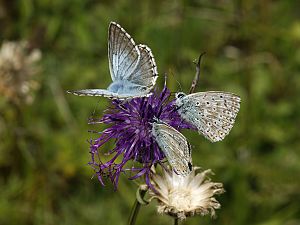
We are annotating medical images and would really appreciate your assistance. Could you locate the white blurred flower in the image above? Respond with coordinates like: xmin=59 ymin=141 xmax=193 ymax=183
xmin=149 ymin=167 xmax=224 ymax=220
xmin=0 ymin=41 xmax=41 ymax=104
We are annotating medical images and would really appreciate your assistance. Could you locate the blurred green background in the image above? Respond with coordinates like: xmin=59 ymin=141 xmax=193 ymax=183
xmin=1 ymin=0 xmax=300 ymax=225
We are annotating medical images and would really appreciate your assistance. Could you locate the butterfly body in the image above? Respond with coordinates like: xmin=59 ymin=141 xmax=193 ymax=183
xmin=107 ymin=80 xmax=148 ymax=95
xmin=175 ymin=91 xmax=241 ymax=142
xmin=152 ymin=120 xmax=192 ymax=176
xmin=67 ymin=22 xmax=158 ymax=99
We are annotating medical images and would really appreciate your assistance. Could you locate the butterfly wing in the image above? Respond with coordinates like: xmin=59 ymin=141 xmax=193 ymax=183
xmin=152 ymin=121 xmax=192 ymax=176
xmin=66 ymin=89 xmax=133 ymax=99
xmin=68 ymin=22 xmax=158 ymax=99
xmin=108 ymin=22 xmax=140 ymax=82
xmin=125 ymin=44 xmax=158 ymax=92
xmin=176 ymin=91 xmax=241 ymax=142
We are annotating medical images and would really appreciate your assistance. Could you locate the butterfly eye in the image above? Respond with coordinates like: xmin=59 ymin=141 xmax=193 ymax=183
xmin=176 ymin=93 xmax=185 ymax=99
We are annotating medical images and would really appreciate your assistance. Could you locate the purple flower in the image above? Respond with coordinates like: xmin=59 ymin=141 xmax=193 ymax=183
xmin=88 ymin=84 xmax=193 ymax=189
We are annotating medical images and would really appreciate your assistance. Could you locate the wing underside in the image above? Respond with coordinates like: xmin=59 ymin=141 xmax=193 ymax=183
xmin=152 ymin=122 xmax=192 ymax=176
xmin=178 ymin=91 xmax=241 ymax=142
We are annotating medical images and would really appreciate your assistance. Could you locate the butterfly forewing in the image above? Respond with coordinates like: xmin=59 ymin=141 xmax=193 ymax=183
xmin=108 ymin=22 xmax=140 ymax=81
xmin=152 ymin=122 xmax=192 ymax=176
xmin=176 ymin=91 xmax=241 ymax=142
xmin=66 ymin=89 xmax=134 ymax=99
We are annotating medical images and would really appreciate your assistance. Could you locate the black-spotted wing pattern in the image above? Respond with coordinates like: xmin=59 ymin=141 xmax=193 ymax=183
xmin=176 ymin=91 xmax=241 ymax=142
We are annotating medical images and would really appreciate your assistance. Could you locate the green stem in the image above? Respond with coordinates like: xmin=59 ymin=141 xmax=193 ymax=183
xmin=128 ymin=189 xmax=147 ymax=225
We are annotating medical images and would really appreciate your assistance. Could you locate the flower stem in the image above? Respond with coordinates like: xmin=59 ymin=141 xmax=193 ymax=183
xmin=128 ymin=189 xmax=147 ymax=225
xmin=189 ymin=52 xmax=206 ymax=94
xmin=174 ymin=218 xmax=179 ymax=225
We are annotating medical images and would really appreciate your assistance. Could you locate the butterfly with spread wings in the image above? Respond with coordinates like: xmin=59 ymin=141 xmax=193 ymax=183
xmin=67 ymin=22 xmax=158 ymax=99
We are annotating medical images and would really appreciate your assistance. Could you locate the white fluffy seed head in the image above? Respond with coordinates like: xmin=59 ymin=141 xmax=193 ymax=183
xmin=149 ymin=167 xmax=225 ymax=220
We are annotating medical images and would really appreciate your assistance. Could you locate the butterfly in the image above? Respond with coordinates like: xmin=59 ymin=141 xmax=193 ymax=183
xmin=175 ymin=91 xmax=241 ymax=142
xmin=152 ymin=120 xmax=192 ymax=176
xmin=67 ymin=22 xmax=158 ymax=99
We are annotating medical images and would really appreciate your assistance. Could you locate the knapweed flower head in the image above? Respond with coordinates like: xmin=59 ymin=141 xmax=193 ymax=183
xmin=149 ymin=166 xmax=225 ymax=220
xmin=0 ymin=41 xmax=41 ymax=104
xmin=89 ymin=85 xmax=193 ymax=189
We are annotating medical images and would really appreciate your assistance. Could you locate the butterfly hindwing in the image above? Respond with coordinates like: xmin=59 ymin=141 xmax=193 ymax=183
xmin=127 ymin=44 xmax=158 ymax=92
xmin=176 ymin=91 xmax=241 ymax=142
xmin=152 ymin=121 xmax=192 ymax=176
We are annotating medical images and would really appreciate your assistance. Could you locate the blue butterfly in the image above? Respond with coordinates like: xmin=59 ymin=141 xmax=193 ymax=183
xmin=67 ymin=22 xmax=158 ymax=99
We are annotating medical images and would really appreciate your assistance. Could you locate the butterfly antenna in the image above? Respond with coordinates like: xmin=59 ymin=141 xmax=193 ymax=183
xmin=176 ymin=80 xmax=183 ymax=93
xmin=189 ymin=52 xmax=206 ymax=94
xmin=169 ymin=69 xmax=183 ymax=93
xmin=164 ymin=73 xmax=176 ymax=97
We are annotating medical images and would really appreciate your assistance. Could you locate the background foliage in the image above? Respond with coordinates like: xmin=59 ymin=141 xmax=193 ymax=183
xmin=1 ymin=0 xmax=300 ymax=224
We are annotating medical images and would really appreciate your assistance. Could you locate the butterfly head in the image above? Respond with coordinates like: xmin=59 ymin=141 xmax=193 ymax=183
xmin=174 ymin=92 xmax=187 ymax=110
xmin=175 ymin=92 xmax=186 ymax=99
